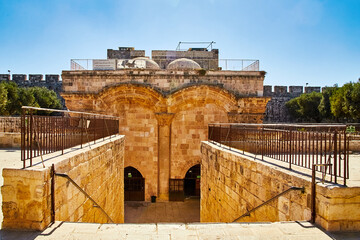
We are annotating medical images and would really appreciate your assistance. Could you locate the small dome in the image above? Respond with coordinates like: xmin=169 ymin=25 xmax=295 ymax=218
xmin=133 ymin=57 xmax=160 ymax=69
xmin=167 ymin=58 xmax=201 ymax=70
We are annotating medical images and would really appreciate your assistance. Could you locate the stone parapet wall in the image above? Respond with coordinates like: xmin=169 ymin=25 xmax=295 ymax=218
xmin=200 ymin=141 xmax=360 ymax=232
xmin=0 ymin=133 xmax=21 ymax=148
xmin=0 ymin=117 xmax=21 ymax=133
xmin=1 ymin=136 xmax=125 ymax=230
xmin=62 ymin=69 xmax=265 ymax=97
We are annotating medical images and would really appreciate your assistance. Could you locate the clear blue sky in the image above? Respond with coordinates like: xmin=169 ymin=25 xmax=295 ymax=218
xmin=0 ymin=0 xmax=359 ymax=87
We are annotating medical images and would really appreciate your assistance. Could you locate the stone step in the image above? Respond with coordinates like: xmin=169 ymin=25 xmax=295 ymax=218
xmin=1 ymin=221 xmax=339 ymax=240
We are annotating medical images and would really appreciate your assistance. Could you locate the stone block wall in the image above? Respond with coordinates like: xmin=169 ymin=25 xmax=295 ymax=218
xmin=107 ymin=48 xmax=145 ymax=59
xmin=0 ymin=117 xmax=21 ymax=148
xmin=0 ymin=133 xmax=21 ymax=148
xmin=0 ymin=117 xmax=21 ymax=133
xmin=263 ymin=85 xmax=321 ymax=122
xmin=200 ymin=141 xmax=360 ymax=232
xmin=1 ymin=136 xmax=125 ymax=230
xmin=62 ymin=69 xmax=265 ymax=97
xmin=170 ymin=105 xmax=229 ymax=179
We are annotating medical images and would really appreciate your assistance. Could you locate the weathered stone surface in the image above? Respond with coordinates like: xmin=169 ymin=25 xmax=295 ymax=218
xmin=200 ymin=141 xmax=360 ymax=232
xmin=2 ymin=136 xmax=125 ymax=230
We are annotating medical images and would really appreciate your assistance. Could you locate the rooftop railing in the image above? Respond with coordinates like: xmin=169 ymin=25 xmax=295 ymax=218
xmin=208 ymin=123 xmax=349 ymax=185
xmin=70 ymin=59 xmax=259 ymax=71
xmin=21 ymin=106 xmax=119 ymax=168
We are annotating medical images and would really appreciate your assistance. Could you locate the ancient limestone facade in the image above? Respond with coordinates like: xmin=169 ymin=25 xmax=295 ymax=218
xmin=61 ymin=69 xmax=269 ymax=201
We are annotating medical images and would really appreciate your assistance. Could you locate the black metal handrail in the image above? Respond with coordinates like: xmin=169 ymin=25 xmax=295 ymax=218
xmin=208 ymin=123 xmax=349 ymax=185
xmin=21 ymin=106 xmax=119 ymax=168
xmin=233 ymin=186 xmax=305 ymax=222
xmin=51 ymin=165 xmax=114 ymax=223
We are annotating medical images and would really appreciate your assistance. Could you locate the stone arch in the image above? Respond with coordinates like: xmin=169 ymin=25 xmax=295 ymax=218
xmin=96 ymin=83 xmax=166 ymax=114
xmin=124 ymin=165 xmax=145 ymax=178
xmin=167 ymin=85 xmax=238 ymax=114
xmin=184 ymin=164 xmax=201 ymax=197
xmin=124 ymin=166 xmax=145 ymax=201
xmin=181 ymin=162 xmax=201 ymax=180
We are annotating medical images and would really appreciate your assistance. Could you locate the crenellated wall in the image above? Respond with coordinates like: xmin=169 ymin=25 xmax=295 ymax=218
xmin=0 ymin=74 xmax=64 ymax=106
xmin=263 ymin=85 xmax=322 ymax=123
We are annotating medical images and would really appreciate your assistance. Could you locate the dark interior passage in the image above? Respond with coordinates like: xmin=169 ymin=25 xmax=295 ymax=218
xmin=184 ymin=164 xmax=201 ymax=197
xmin=124 ymin=166 xmax=145 ymax=201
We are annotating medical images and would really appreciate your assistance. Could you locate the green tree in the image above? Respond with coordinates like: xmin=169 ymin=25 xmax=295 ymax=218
xmin=318 ymin=86 xmax=337 ymax=120
xmin=0 ymin=81 xmax=19 ymax=115
xmin=330 ymin=81 xmax=360 ymax=121
xmin=0 ymin=84 xmax=8 ymax=114
xmin=0 ymin=83 xmax=62 ymax=116
xmin=286 ymin=92 xmax=323 ymax=122
xmin=30 ymin=87 xmax=62 ymax=110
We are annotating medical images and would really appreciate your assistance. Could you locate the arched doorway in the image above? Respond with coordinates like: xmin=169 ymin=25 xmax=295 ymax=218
xmin=124 ymin=166 xmax=145 ymax=201
xmin=184 ymin=164 xmax=201 ymax=197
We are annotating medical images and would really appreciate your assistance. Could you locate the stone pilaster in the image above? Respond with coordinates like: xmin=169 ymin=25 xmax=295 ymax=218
xmin=155 ymin=113 xmax=175 ymax=201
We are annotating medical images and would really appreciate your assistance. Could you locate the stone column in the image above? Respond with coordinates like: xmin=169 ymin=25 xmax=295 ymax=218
xmin=155 ymin=113 xmax=174 ymax=201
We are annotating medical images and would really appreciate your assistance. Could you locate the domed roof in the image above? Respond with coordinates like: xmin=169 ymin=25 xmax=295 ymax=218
xmin=133 ymin=57 xmax=160 ymax=69
xmin=167 ymin=58 xmax=201 ymax=70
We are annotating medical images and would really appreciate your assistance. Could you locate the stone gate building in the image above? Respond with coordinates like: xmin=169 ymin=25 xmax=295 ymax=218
xmin=61 ymin=47 xmax=270 ymax=201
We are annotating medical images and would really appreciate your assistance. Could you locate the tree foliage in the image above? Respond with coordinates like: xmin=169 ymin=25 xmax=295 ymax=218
xmin=0 ymin=82 xmax=62 ymax=115
xmin=318 ymin=86 xmax=337 ymax=120
xmin=286 ymin=80 xmax=360 ymax=123
xmin=330 ymin=81 xmax=360 ymax=121
xmin=285 ymin=92 xmax=322 ymax=122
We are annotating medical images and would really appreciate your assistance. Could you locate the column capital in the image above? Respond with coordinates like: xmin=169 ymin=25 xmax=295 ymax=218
xmin=155 ymin=113 xmax=175 ymax=126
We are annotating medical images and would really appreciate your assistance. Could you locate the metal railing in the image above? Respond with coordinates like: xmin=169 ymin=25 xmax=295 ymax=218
xmin=208 ymin=123 xmax=349 ymax=185
xmin=0 ymin=117 xmax=21 ymax=132
xmin=21 ymin=106 xmax=119 ymax=168
xmin=233 ymin=186 xmax=305 ymax=222
xmin=51 ymin=164 xmax=114 ymax=224
xmin=70 ymin=58 xmax=260 ymax=71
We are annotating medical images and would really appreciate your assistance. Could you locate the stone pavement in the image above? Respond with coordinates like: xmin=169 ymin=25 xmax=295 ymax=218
xmin=0 ymin=221 xmax=347 ymax=240
xmin=125 ymin=199 xmax=200 ymax=223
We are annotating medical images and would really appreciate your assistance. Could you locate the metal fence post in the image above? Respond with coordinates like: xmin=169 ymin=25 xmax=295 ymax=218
xmin=289 ymin=129 xmax=292 ymax=170
xmin=51 ymin=164 xmax=55 ymax=223
xmin=334 ymin=130 xmax=338 ymax=184
xmin=311 ymin=164 xmax=316 ymax=223
xmin=21 ymin=108 xmax=25 ymax=168
xmin=81 ymin=114 xmax=83 ymax=149
xmin=29 ymin=109 xmax=33 ymax=167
